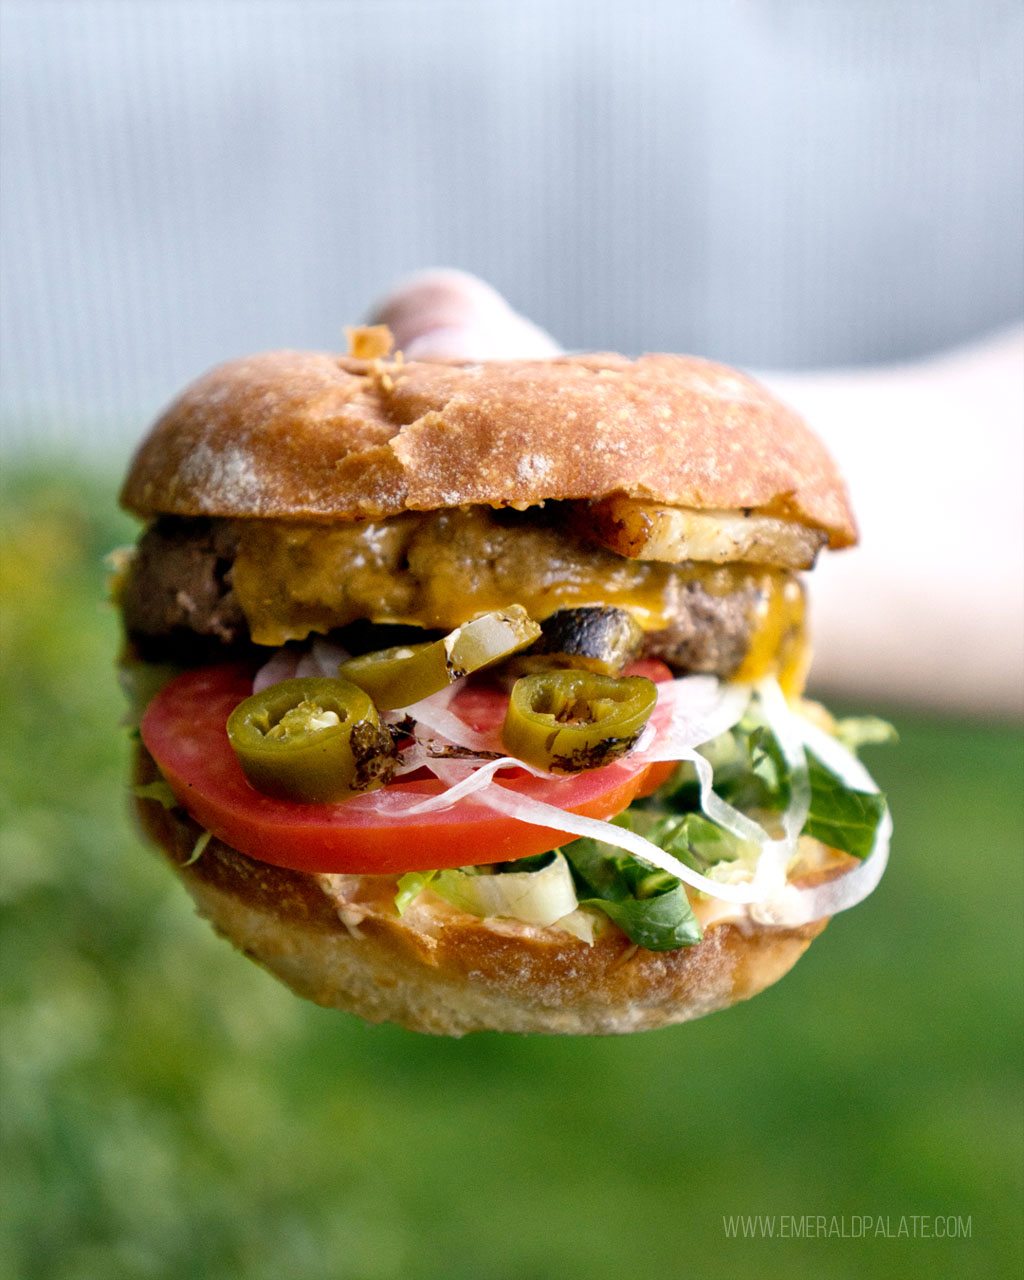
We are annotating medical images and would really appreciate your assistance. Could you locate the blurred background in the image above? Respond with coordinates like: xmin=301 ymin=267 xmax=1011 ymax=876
xmin=1 ymin=2 xmax=1021 ymax=1277
xmin=3 ymin=0 xmax=1023 ymax=449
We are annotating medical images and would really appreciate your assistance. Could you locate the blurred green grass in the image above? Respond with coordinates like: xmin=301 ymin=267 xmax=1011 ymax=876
xmin=1 ymin=462 xmax=1021 ymax=1280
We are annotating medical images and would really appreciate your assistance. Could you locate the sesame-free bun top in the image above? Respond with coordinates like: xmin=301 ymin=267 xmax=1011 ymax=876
xmin=120 ymin=348 xmax=857 ymax=548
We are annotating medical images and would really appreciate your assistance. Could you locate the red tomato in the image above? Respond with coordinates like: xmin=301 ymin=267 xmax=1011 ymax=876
xmin=140 ymin=663 xmax=676 ymax=875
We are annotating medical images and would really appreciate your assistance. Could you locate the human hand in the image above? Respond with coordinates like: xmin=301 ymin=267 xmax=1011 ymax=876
xmin=366 ymin=269 xmax=1022 ymax=715
xmin=368 ymin=268 xmax=561 ymax=360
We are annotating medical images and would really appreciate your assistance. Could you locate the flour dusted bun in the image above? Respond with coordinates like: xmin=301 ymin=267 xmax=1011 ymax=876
xmin=134 ymin=746 xmax=828 ymax=1037
xmin=119 ymin=336 xmax=887 ymax=1037
xmin=119 ymin=348 xmax=856 ymax=547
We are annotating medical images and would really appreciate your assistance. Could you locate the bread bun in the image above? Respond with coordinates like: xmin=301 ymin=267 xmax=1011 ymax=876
xmin=119 ymin=349 xmax=856 ymax=547
xmin=119 ymin=341 xmax=883 ymax=1035
xmin=134 ymin=746 xmax=828 ymax=1036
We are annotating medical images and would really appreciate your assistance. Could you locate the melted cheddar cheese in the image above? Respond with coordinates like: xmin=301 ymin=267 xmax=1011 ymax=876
xmin=231 ymin=508 xmax=809 ymax=690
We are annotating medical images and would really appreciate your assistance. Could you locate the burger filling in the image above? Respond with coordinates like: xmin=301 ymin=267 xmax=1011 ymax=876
xmin=120 ymin=504 xmax=807 ymax=689
xmin=120 ymin=501 xmax=891 ymax=953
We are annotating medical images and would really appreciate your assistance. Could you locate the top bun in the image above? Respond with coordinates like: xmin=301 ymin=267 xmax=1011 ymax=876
xmin=120 ymin=349 xmax=857 ymax=548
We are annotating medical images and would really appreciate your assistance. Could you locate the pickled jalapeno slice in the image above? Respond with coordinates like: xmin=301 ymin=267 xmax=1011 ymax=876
xmin=502 ymin=670 xmax=658 ymax=773
xmin=339 ymin=606 xmax=541 ymax=710
xmin=226 ymin=676 xmax=395 ymax=803
xmin=337 ymin=642 xmax=446 ymax=711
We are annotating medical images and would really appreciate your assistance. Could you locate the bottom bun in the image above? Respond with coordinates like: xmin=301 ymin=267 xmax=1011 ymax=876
xmin=133 ymin=747 xmax=828 ymax=1036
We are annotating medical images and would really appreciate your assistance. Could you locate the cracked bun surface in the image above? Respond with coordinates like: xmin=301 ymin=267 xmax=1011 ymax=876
xmin=119 ymin=341 xmax=875 ymax=1036
xmin=120 ymin=349 xmax=856 ymax=546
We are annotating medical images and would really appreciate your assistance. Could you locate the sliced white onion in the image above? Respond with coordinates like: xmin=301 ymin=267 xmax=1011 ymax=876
xmin=466 ymin=681 xmax=890 ymax=924
xmin=390 ymin=740 xmax=434 ymax=777
xmin=394 ymin=755 xmax=547 ymax=816
xmin=392 ymin=683 xmax=498 ymax=753
xmin=756 ymin=677 xmax=812 ymax=842
xmin=475 ymin=780 xmax=768 ymax=905
xmin=253 ymin=647 xmax=301 ymax=692
xmin=631 ymin=676 xmax=750 ymax=765
xmin=797 ymin=715 xmax=882 ymax=792
xmin=749 ymin=708 xmax=892 ymax=925
xmin=750 ymin=677 xmax=811 ymax=897
xmin=676 ymin=747 xmax=774 ymax=846
xmin=254 ymin=638 xmax=350 ymax=691
xmin=249 ymin=652 xmax=890 ymax=927
xmin=303 ymin=636 xmax=351 ymax=677
xmin=628 ymin=677 xmax=775 ymax=851
xmin=750 ymin=810 xmax=892 ymax=926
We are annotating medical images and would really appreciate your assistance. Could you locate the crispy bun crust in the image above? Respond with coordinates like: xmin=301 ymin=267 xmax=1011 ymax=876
xmin=120 ymin=350 xmax=856 ymax=548
xmin=134 ymin=747 xmax=827 ymax=1036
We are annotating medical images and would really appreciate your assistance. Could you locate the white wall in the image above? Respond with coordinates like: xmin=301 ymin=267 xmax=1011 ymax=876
xmin=2 ymin=0 xmax=1021 ymax=451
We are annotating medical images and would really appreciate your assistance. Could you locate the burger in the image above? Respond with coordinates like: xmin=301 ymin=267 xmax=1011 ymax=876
xmin=115 ymin=329 xmax=892 ymax=1036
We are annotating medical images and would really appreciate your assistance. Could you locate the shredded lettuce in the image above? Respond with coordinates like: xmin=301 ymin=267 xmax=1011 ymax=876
xmin=548 ymin=699 xmax=891 ymax=945
xmin=833 ymin=715 xmax=899 ymax=752
xmin=432 ymin=852 xmax=578 ymax=927
xmin=392 ymin=685 xmax=893 ymax=949
xmin=182 ymin=830 xmax=211 ymax=867
xmin=559 ymin=815 xmax=704 ymax=951
xmin=801 ymin=753 xmax=888 ymax=860
xmin=131 ymin=780 xmax=179 ymax=810
xmin=395 ymin=870 xmax=439 ymax=916
xmin=396 ymin=853 xmax=588 ymax=937
xmin=648 ymin=709 xmax=890 ymax=862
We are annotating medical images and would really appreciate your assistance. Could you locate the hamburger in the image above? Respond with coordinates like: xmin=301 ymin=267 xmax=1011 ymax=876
xmin=115 ymin=330 xmax=892 ymax=1035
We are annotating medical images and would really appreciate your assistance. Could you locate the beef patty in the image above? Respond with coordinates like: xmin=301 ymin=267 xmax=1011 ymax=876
xmin=119 ymin=509 xmax=801 ymax=679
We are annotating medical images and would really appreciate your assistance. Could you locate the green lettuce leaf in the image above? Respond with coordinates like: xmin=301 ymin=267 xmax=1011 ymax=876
xmin=661 ymin=712 xmax=890 ymax=862
xmin=833 ymin=715 xmax=899 ymax=751
xmin=560 ymin=816 xmax=704 ymax=951
xmin=802 ymin=752 xmax=888 ymax=860
xmin=130 ymin=780 xmax=179 ymax=810
xmin=395 ymin=869 xmax=438 ymax=916
xmin=182 ymin=830 xmax=211 ymax=867
xmin=393 ymin=698 xmax=892 ymax=947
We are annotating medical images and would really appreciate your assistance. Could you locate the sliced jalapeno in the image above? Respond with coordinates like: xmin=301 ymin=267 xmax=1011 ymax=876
xmin=227 ymin=676 xmax=395 ymax=803
xmin=339 ymin=606 xmax=541 ymax=710
xmin=502 ymin=670 xmax=658 ymax=773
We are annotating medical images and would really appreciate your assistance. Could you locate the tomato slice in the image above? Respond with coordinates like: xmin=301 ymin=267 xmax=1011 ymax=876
xmin=140 ymin=663 xmax=675 ymax=875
